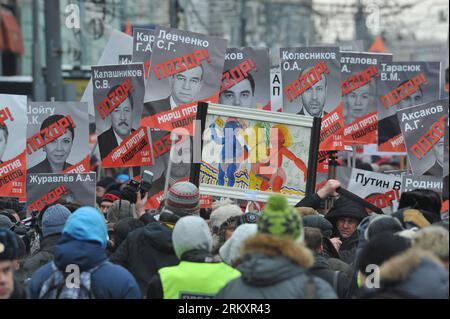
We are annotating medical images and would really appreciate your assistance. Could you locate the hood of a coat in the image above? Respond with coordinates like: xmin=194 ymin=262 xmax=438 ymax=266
xmin=238 ymin=234 xmax=314 ymax=286
xmin=54 ymin=234 xmax=108 ymax=271
xmin=141 ymin=221 xmax=174 ymax=253
xmin=380 ymin=248 xmax=449 ymax=299
xmin=172 ymin=216 xmax=213 ymax=259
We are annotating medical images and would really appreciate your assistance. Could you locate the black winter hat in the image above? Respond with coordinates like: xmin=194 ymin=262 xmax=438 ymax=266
xmin=325 ymin=197 xmax=368 ymax=225
xmin=0 ymin=228 xmax=18 ymax=261
xmin=303 ymin=215 xmax=334 ymax=238
xmin=364 ymin=215 xmax=404 ymax=240
xmin=358 ymin=233 xmax=411 ymax=275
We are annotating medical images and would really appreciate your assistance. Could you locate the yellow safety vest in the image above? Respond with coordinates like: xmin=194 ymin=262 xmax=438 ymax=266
xmin=159 ymin=261 xmax=240 ymax=299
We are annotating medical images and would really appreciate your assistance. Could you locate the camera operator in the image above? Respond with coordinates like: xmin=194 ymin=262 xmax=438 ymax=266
xmin=119 ymin=172 xmax=155 ymax=225
xmin=18 ymin=205 xmax=71 ymax=282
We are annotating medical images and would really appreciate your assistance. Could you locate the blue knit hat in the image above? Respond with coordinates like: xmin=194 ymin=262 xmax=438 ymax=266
xmin=63 ymin=207 xmax=108 ymax=248
xmin=42 ymin=204 xmax=71 ymax=238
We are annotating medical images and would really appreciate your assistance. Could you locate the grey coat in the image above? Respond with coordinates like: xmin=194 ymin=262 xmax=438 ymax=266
xmin=216 ymin=234 xmax=337 ymax=299
xmin=21 ymin=234 xmax=61 ymax=280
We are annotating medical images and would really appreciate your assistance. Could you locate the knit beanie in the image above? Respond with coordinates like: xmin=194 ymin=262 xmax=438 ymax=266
xmin=101 ymin=190 xmax=121 ymax=204
xmin=165 ymin=182 xmax=200 ymax=217
xmin=106 ymin=200 xmax=136 ymax=223
xmin=41 ymin=204 xmax=71 ymax=238
xmin=258 ymin=194 xmax=303 ymax=241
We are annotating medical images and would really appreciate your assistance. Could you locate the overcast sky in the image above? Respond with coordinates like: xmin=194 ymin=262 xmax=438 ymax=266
xmin=313 ymin=0 xmax=449 ymax=43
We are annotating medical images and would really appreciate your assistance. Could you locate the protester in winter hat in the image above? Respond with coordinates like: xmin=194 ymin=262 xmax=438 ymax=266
xmin=258 ymin=195 xmax=304 ymax=240
xmin=0 ymin=229 xmax=26 ymax=299
xmin=147 ymin=216 xmax=240 ymax=299
xmin=107 ymin=199 xmax=136 ymax=224
xmin=359 ymin=248 xmax=449 ymax=299
xmin=412 ymin=226 xmax=449 ymax=270
xmin=162 ymin=181 xmax=200 ymax=217
xmin=216 ymin=195 xmax=337 ymax=299
xmin=210 ymin=204 xmax=243 ymax=253
xmin=325 ymin=196 xmax=368 ymax=265
xmin=28 ymin=207 xmax=141 ymax=299
xmin=214 ymin=212 xmax=259 ymax=258
xmin=364 ymin=215 xmax=404 ymax=241
xmin=219 ymin=224 xmax=258 ymax=267
xmin=356 ymin=233 xmax=411 ymax=291
xmin=99 ymin=190 xmax=121 ymax=215
xmin=21 ymin=205 xmax=71 ymax=279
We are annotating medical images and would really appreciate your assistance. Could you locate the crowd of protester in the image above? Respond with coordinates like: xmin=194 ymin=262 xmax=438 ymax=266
xmin=0 ymin=174 xmax=448 ymax=299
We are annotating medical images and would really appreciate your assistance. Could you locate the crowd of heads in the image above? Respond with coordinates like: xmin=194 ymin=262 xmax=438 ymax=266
xmin=0 ymin=176 xmax=448 ymax=299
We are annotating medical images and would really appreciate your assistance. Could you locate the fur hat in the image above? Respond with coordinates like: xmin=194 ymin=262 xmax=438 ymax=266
xmin=210 ymin=204 xmax=243 ymax=234
xmin=412 ymin=226 xmax=449 ymax=261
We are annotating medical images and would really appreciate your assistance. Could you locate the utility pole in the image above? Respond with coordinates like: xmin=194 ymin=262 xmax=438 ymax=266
xmin=170 ymin=0 xmax=178 ymax=28
xmin=239 ymin=0 xmax=247 ymax=47
xmin=355 ymin=0 xmax=371 ymax=49
xmin=44 ymin=0 xmax=63 ymax=100
xmin=32 ymin=0 xmax=44 ymax=101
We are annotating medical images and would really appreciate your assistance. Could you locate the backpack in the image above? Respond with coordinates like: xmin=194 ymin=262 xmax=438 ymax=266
xmin=38 ymin=261 xmax=109 ymax=299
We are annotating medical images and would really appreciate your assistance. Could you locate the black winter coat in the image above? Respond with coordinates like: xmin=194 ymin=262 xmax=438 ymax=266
xmin=110 ymin=221 xmax=179 ymax=296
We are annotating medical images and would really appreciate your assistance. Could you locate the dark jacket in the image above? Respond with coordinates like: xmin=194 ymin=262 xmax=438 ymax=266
xmin=356 ymin=249 xmax=449 ymax=299
xmin=143 ymin=97 xmax=171 ymax=118
xmin=21 ymin=234 xmax=61 ymax=280
xmin=337 ymin=231 xmax=360 ymax=265
xmin=216 ymin=234 xmax=337 ymax=299
xmin=110 ymin=221 xmax=179 ymax=295
xmin=310 ymin=254 xmax=350 ymax=299
xmin=9 ymin=279 xmax=27 ymax=299
xmin=28 ymin=158 xmax=72 ymax=174
xmin=295 ymin=193 xmax=323 ymax=209
xmin=27 ymin=235 xmax=141 ymax=299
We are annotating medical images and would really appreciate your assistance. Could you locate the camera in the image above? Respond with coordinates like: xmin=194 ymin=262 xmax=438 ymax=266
xmin=121 ymin=170 xmax=154 ymax=204
xmin=12 ymin=210 xmax=41 ymax=255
